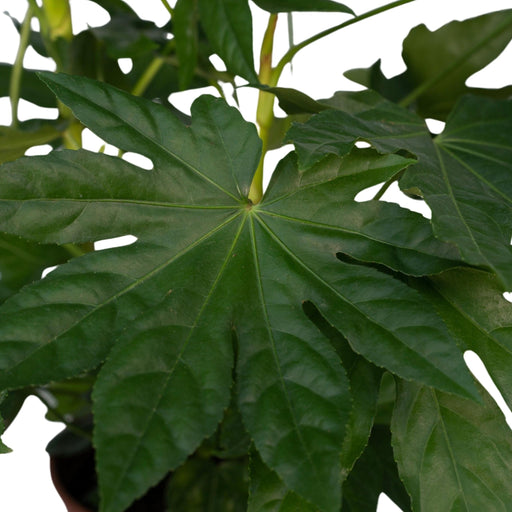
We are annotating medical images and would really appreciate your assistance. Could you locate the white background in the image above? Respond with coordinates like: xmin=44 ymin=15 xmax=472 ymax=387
xmin=1 ymin=0 xmax=512 ymax=510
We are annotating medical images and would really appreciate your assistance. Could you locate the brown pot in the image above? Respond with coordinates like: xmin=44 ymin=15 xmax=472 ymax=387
xmin=50 ymin=457 xmax=94 ymax=512
xmin=50 ymin=451 xmax=169 ymax=512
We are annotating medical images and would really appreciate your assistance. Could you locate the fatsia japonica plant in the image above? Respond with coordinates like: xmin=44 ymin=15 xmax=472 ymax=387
xmin=1 ymin=0 xmax=512 ymax=510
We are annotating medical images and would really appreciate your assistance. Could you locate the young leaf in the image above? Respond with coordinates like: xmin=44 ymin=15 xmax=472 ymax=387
xmin=392 ymin=380 xmax=512 ymax=511
xmin=287 ymin=91 xmax=512 ymax=288
xmin=252 ymin=0 xmax=353 ymax=14
xmin=198 ymin=0 xmax=258 ymax=83
xmin=0 ymin=74 xmax=482 ymax=511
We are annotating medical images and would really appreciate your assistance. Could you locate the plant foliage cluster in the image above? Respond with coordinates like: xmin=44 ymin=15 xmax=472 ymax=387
xmin=1 ymin=1 xmax=512 ymax=511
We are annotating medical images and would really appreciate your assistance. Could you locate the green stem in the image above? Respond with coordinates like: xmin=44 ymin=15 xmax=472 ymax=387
xmin=372 ymin=169 xmax=405 ymax=200
xmin=131 ymin=39 xmax=175 ymax=97
xmin=62 ymin=243 xmax=87 ymax=258
xmin=249 ymin=13 xmax=279 ymax=204
xmin=34 ymin=390 xmax=92 ymax=442
xmin=160 ymin=0 xmax=174 ymax=17
xmin=274 ymin=0 xmax=417 ymax=82
xmin=399 ymin=11 xmax=512 ymax=108
xmin=10 ymin=5 xmax=34 ymax=128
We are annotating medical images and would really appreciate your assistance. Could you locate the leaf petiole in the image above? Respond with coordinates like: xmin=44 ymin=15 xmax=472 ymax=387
xmin=273 ymin=0 xmax=417 ymax=82
xmin=249 ymin=13 xmax=279 ymax=204
xmin=10 ymin=4 xmax=34 ymax=128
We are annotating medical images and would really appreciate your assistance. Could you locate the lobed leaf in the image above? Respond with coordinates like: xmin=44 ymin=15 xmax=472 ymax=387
xmin=288 ymin=91 xmax=512 ymax=288
xmin=0 ymin=74 xmax=487 ymax=511
xmin=344 ymin=9 xmax=512 ymax=120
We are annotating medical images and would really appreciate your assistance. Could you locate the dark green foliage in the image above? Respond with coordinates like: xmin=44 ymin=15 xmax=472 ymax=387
xmin=1 ymin=2 xmax=512 ymax=511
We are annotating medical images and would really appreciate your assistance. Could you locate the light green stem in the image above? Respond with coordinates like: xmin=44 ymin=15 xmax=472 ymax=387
xmin=10 ymin=5 xmax=34 ymax=128
xmin=399 ymin=11 xmax=512 ymax=107
xmin=273 ymin=0 xmax=417 ymax=83
xmin=160 ymin=0 xmax=174 ymax=17
xmin=249 ymin=13 xmax=279 ymax=204
xmin=131 ymin=39 xmax=175 ymax=97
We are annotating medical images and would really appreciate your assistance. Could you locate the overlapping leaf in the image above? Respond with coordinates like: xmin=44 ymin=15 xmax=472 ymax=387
xmin=287 ymin=90 xmax=512 ymax=288
xmin=392 ymin=380 xmax=512 ymax=511
xmin=345 ymin=9 xmax=512 ymax=120
xmin=0 ymin=74 xmax=480 ymax=511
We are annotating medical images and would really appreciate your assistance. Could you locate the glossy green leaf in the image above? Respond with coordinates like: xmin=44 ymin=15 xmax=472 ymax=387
xmin=392 ymin=380 xmax=512 ymax=511
xmin=248 ymin=451 xmax=317 ymax=512
xmin=342 ymin=425 xmax=411 ymax=512
xmin=403 ymin=95 xmax=512 ymax=287
xmin=0 ymin=74 xmax=484 ymax=511
xmin=345 ymin=10 xmax=512 ymax=120
xmin=174 ymin=0 xmax=199 ymax=90
xmin=198 ymin=0 xmax=258 ymax=82
xmin=287 ymin=91 xmax=512 ymax=288
xmin=252 ymin=0 xmax=353 ymax=14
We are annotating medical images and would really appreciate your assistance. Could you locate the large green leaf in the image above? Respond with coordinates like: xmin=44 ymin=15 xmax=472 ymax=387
xmin=252 ymin=0 xmax=353 ymax=14
xmin=0 ymin=74 xmax=482 ymax=511
xmin=287 ymin=91 xmax=512 ymax=288
xmin=392 ymin=380 xmax=512 ymax=511
xmin=345 ymin=9 xmax=512 ymax=120
xmin=198 ymin=0 xmax=258 ymax=83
